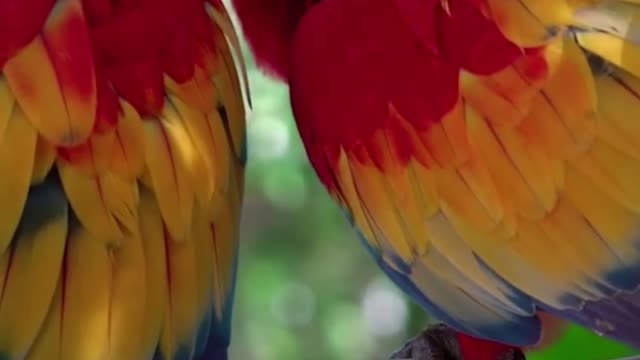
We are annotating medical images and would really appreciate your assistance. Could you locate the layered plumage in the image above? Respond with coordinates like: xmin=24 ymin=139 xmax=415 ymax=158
xmin=0 ymin=0 xmax=248 ymax=359
xmin=235 ymin=0 xmax=640 ymax=354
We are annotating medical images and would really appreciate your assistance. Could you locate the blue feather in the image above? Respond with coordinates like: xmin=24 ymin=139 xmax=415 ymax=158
xmin=355 ymin=230 xmax=541 ymax=346
xmin=13 ymin=172 xmax=67 ymax=242
xmin=540 ymin=290 xmax=640 ymax=348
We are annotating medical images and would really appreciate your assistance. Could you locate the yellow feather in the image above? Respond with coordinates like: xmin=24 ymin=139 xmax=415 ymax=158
xmin=159 ymin=224 xmax=200 ymax=359
xmin=440 ymin=99 xmax=471 ymax=163
xmin=449 ymin=106 xmax=506 ymax=225
xmin=0 ymin=107 xmax=37 ymax=254
xmin=508 ymin=217 xmax=598 ymax=301
xmin=211 ymin=200 xmax=241 ymax=320
xmin=564 ymin=165 xmax=640 ymax=264
xmin=485 ymin=0 xmax=557 ymax=46
xmin=58 ymin=130 xmax=117 ymax=176
xmin=328 ymin=149 xmax=381 ymax=250
xmin=25 ymin=283 xmax=63 ymax=360
xmin=100 ymin=173 xmax=139 ymax=235
xmin=573 ymin=140 xmax=640 ymax=213
xmin=460 ymin=42 xmax=564 ymax=130
xmin=0 ymin=77 xmax=13 ymax=139
xmin=165 ymin=67 xmax=215 ymax=114
xmin=420 ymin=122 xmax=459 ymax=168
xmin=110 ymin=100 xmax=146 ymax=180
xmin=511 ymin=218 xmax=579 ymax=283
xmin=28 ymin=218 xmax=148 ymax=360
xmin=144 ymin=106 xmax=195 ymax=241
xmin=0 ymin=202 xmax=67 ymax=358
xmin=435 ymin=169 xmax=501 ymax=235
xmin=57 ymin=163 xmax=124 ymax=242
xmin=364 ymin=159 xmax=432 ymax=257
xmin=192 ymin=206 xmax=214 ymax=340
xmin=575 ymin=31 xmax=640 ymax=78
xmin=29 ymin=227 xmax=111 ymax=360
xmin=425 ymin=107 xmax=605 ymax=305
xmin=169 ymin=95 xmax=216 ymax=211
xmin=410 ymin=99 xmax=470 ymax=168
xmin=207 ymin=3 xmax=253 ymax=108
xmin=87 ymin=131 xmax=118 ymax=175
xmin=538 ymin=196 xmax=623 ymax=294
xmin=138 ymin=189 xmax=169 ymax=359
xmin=442 ymin=201 xmax=592 ymax=308
xmin=596 ymin=72 xmax=640 ymax=160
xmin=31 ymin=136 xmax=56 ymax=184
xmin=531 ymin=0 xmax=586 ymax=22
xmin=107 ymin=221 xmax=148 ymax=359
xmin=206 ymin=109 xmax=232 ymax=218
xmin=347 ymin=128 xmax=435 ymax=258
xmin=424 ymin=212 xmax=522 ymax=311
xmin=3 ymin=37 xmax=77 ymax=145
xmin=466 ymin=106 xmax=547 ymax=219
xmin=541 ymin=38 xmax=597 ymax=150
xmin=0 ymin=252 xmax=9 ymax=304
xmin=494 ymin=126 xmax=559 ymax=212
xmin=346 ymin=150 xmax=417 ymax=263
xmin=165 ymin=76 xmax=204 ymax=112
xmin=212 ymin=41 xmax=246 ymax=159
xmin=462 ymin=73 xmax=526 ymax=128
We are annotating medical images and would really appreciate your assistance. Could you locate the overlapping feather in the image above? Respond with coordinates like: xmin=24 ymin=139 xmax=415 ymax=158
xmin=314 ymin=0 xmax=640 ymax=347
xmin=0 ymin=0 xmax=248 ymax=359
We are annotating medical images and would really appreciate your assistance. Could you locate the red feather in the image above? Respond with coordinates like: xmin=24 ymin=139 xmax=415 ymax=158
xmin=455 ymin=331 xmax=521 ymax=360
xmin=232 ymin=0 xmax=310 ymax=79
xmin=0 ymin=0 xmax=55 ymax=67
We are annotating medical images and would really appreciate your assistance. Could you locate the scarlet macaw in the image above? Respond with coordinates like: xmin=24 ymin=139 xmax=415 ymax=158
xmin=0 ymin=0 xmax=247 ymax=359
xmin=233 ymin=0 xmax=640 ymax=358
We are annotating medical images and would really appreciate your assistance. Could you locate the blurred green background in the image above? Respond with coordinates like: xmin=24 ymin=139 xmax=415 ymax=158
xmin=226 ymin=10 xmax=640 ymax=360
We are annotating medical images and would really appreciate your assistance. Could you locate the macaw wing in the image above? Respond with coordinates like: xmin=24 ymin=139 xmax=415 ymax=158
xmin=0 ymin=1 xmax=247 ymax=359
xmin=290 ymin=0 xmax=640 ymax=347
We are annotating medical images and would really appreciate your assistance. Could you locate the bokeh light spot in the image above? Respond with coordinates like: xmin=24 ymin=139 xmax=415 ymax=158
xmin=248 ymin=114 xmax=290 ymax=161
xmin=262 ymin=168 xmax=307 ymax=209
xmin=324 ymin=304 xmax=374 ymax=360
xmin=361 ymin=277 xmax=408 ymax=338
xmin=271 ymin=281 xmax=317 ymax=327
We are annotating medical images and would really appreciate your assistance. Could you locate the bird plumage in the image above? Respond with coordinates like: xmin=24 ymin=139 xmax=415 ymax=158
xmin=0 ymin=0 xmax=248 ymax=359
xmin=235 ymin=0 xmax=640 ymax=353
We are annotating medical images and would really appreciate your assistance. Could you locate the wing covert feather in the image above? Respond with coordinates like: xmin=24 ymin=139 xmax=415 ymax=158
xmin=293 ymin=0 xmax=640 ymax=347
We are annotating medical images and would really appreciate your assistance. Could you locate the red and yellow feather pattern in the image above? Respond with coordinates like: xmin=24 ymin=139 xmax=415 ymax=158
xmin=284 ymin=0 xmax=640 ymax=348
xmin=0 ymin=0 xmax=247 ymax=359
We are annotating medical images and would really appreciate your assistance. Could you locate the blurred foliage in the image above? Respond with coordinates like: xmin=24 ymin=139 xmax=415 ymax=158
xmin=226 ymin=10 xmax=640 ymax=360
